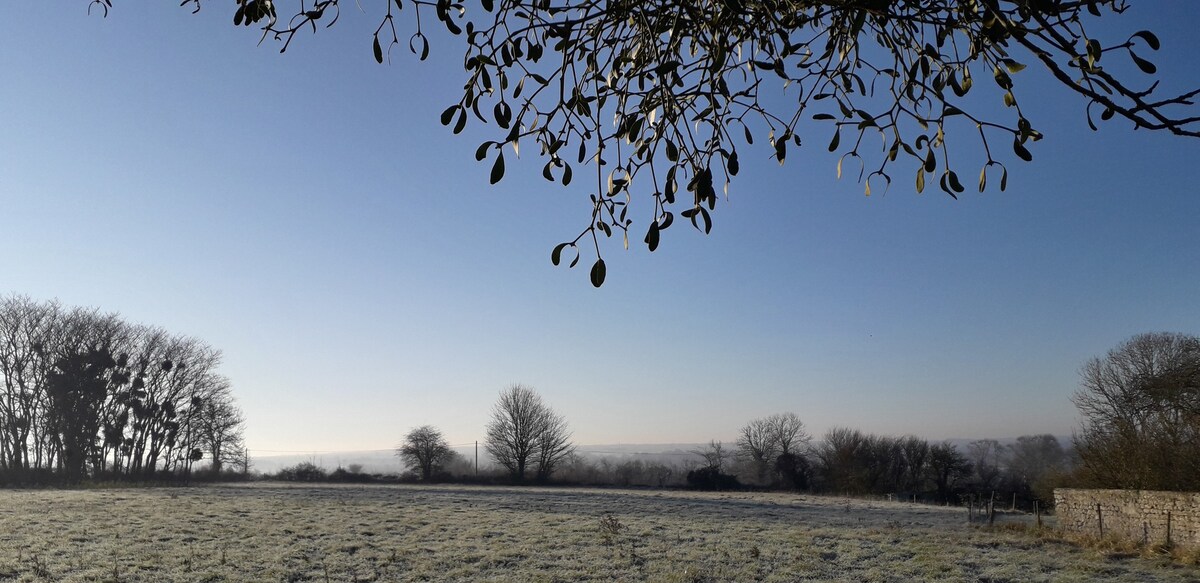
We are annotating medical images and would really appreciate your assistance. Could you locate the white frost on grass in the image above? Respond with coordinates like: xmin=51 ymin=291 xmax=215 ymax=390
xmin=0 ymin=483 xmax=1194 ymax=582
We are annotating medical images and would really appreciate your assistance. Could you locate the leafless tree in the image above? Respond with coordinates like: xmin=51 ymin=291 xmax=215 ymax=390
xmin=899 ymin=435 xmax=930 ymax=493
xmin=1073 ymin=332 xmax=1200 ymax=490
xmin=690 ymin=440 xmax=729 ymax=472
xmin=815 ymin=427 xmax=868 ymax=493
xmin=398 ymin=425 xmax=453 ymax=481
xmin=230 ymin=445 xmax=252 ymax=476
xmin=534 ymin=408 xmax=574 ymax=482
xmin=736 ymin=417 xmax=780 ymax=484
xmin=735 ymin=412 xmax=810 ymax=485
xmin=766 ymin=412 xmax=810 ymax=456
xmin=195 ymin=378 xmax=246 ymax=475
xmin=967 ymin=439 xmax=1003 ymax=490
xmin=1004 ymin=434 xmax=1067 ymax=501
xmin=0 ymin=295 xmax=59 ymax=471
xmin=0 ymin=294 xmax=243 ymax=482
xmin=927 ymin=442 xmax=972 ymax=502
xmin=484 ymin=384 xmax=574 ymax=482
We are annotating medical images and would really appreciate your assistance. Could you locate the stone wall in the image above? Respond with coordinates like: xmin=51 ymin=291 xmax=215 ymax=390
xmin=1054 ymin=488 xmax=1200 ymax=549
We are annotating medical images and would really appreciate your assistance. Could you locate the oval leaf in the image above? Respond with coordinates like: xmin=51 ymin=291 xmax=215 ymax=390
xmin=490 ymin=152 xmax=505 ymax=184
xmin=644 ymin=222 xmax=660 ymax=252
xmin=590 ymin=259 xmax=606 ymax=287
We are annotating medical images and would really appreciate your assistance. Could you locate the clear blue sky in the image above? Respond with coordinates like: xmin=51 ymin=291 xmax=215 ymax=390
xmin=1 ymin=3 xmax=1197 ymax=454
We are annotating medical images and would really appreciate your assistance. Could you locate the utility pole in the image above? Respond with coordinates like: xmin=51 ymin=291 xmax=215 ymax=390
xmin=475 ymin=441 xmax=478 ymax=476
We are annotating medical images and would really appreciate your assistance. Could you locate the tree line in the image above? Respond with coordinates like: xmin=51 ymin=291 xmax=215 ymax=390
xmin=686 ymin=420 xmax=1069 ymax=506
xmin=351 ymin=331 xmax=1200 ymax=501
xmin=386 ymin=385 xmax=1070 ymax=505
xmin=0 ymin=295 xmax=246 ymax=484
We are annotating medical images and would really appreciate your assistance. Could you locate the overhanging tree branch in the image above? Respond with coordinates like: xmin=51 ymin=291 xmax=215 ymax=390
xmin=96 ymin=0 xmax=1198 ymax=286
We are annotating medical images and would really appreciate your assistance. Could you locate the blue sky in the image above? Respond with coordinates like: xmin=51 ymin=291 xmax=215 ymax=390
xmin=1 ymin=3 xmax=1197 ymax=454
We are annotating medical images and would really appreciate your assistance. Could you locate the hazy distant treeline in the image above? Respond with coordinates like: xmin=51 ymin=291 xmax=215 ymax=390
xmin=360 ymin=429 xmax=1068 ymax=506
xmin=681 ymin=423 xmax=1070 ymax=505
xmin=0 ymin=295 xmax=246 ymax=484
xmin=810 ymin=430 xmax=1068 ymax=503
xmin=272 ymin=407 xmax=1068 ymax=508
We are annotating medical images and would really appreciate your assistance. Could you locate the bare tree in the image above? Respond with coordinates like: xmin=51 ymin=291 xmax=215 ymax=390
xmin=0 ymin=295 xmax=244 ymax=483
xmin=967 ymin=439 xmax=1004 ymax=490
xmin=690 ymin=440 xmax=729 ymax=472
xmin=533 ymin=408 xmax=574 ymax=482
xmin=815 ymin=427 xmax=867 ymax=493
xmin=44 ymin=347 xmax=128 ymax=483
xmin=484 ymin=384 xmax=573 ymax=482
xmin=927 ymin=442 xmax=973 ymax=502
xmin=398 ymin=425 xmax=453 ymax=481
xmin=194 ymin=378 xmax=246 ymax=475
xmin=736 ymin=416 xmax=780 ymax=484
xmin=0 ymin=295 xmax=59 ymax=471
xmin=767 ymin=412 xmax=810 ymax=456
xmin=1004 ymin=434 xmax=1067 ymax=501
xmin=899 ymin=436 xmax=930 ymax=493
xmin=736 ymin=413 xmax=810 ymax=485
xmin=1073 ymin=332 xmax=1200 ymax=491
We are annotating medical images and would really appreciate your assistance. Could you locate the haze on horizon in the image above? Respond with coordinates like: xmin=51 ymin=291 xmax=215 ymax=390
xmin=1 ymin=4 xmax=1197 ymax=455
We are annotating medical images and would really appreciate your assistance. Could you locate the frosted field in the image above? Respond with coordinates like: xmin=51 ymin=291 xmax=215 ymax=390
xmin=0 ymin=483 xmax=1195 ymax=582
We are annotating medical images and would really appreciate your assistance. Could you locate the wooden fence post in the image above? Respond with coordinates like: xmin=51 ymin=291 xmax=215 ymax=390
xmin=1035 ymin=501 xmax=1042 ymax=528
xmin=1097 ymin=503 xmax=1104 ymax=539
xmin=1167 ymin=511 xmax=1172 ymax=547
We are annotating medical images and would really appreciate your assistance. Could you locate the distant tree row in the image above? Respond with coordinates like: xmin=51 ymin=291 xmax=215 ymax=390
xmin=812 ymin=430 xmax=1067 ymax=503
xmin=684 ymin=415 xmax=1068 ymax=505
xmin=698 ymin=332 xmax=1200 ymax=500
xmin=0 ymin=295 xmax=246 ymax=483
xmin=389 ymin=387 xmax=1076 ymax=502
xmin=302 ymin=333 xmax=1200 ymax=502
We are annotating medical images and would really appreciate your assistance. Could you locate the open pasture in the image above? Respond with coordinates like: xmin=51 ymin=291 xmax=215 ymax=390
xmin=0 ymin=483 xmax=1194 ymax=582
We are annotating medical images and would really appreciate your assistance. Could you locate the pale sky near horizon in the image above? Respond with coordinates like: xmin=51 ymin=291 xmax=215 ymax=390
xmin=1 ymin=3 xmax=1197 ymax=455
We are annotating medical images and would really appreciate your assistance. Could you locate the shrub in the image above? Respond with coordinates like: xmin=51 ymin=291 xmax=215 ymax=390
xmin=685 ymin=466 xmax=740 ymax=490
xmin=328 ymin=466 xmax=374 ymax=483
xmin=774 ymin=453 xmax=811 ymax=491
xmin=276 ymin=462 xmax=327 ymax=482
xmin=597 ymin=513 xmax=624 ymax=544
